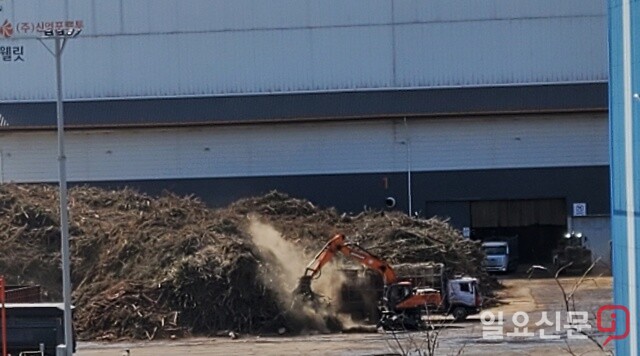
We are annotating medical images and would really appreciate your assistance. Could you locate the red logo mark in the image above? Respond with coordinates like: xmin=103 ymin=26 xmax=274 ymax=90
xmin=597 ymin=305 xmax=630 ymax=346
xmin=1 ymin=19 xmax=13 ymax=38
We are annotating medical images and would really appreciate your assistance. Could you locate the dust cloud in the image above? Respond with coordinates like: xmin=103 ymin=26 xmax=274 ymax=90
xmin=247 ymin=217 xmax=349 ymax=332
xmin=248 ymin=217 xmax=307 ymax=293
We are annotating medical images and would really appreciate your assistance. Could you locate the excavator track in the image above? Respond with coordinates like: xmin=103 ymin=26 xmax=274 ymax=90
xmin=378 ymin=311 xmax=424 ymax=331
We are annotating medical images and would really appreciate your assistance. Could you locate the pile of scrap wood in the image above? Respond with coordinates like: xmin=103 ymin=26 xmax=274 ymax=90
xmin=0 ymin=185 xmax=494 ymax=340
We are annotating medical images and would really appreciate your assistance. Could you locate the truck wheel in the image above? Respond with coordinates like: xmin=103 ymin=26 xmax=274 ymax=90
xmin=452 ymin=307 xmax=467 ymax=322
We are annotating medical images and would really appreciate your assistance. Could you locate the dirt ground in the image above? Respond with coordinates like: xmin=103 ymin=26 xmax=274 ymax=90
xmin=77 ymin=275 xmax=614 ymax=356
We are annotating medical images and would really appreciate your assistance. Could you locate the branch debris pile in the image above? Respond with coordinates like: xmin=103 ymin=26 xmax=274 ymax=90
xmin=0 ymin=185 xmax=494 ymax=340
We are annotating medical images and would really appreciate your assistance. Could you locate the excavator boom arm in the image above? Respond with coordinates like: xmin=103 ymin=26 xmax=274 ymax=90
xmin=302 ymin=234 xmax=397 ymax=285
xmin=302 ymin=234 xmax=342 ymax=278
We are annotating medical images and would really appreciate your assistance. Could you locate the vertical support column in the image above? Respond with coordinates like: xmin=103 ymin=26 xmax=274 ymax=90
xmin=54 ymin=36 xmax=74 ymax=356
xmin=403 ymin=117 xmax=412 ymax=216
xmin=609 ymin=0 xmax=639 ymax=354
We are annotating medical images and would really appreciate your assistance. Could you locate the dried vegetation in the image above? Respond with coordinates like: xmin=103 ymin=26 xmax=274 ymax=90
xmin=0 ymin=184 xmax=494 ymax=340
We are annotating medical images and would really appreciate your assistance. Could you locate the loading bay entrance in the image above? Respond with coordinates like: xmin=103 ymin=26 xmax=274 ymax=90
xmin=470 ymin=199 xmax=567 ymax=264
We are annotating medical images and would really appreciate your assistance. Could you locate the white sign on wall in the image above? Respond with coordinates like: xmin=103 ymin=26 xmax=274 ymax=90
xmin=573 ymin=203 xmax=587 ymax=217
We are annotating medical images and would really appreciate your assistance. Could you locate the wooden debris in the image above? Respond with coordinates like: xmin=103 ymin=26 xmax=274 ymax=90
xmin=0 ymin=185 xmax=495 ymax=341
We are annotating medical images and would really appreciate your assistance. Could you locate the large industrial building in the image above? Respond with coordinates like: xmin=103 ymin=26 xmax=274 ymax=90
xmin=0 ymin=0 xmax=610 ymax=265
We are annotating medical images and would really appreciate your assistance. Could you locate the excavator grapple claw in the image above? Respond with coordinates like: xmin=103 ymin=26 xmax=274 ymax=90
xmin=293 ymin=276 xmax=314 ymax=299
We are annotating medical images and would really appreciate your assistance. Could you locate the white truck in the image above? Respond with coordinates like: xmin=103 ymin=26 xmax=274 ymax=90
xmin=482 ymin=237 xmax=519 ymax=273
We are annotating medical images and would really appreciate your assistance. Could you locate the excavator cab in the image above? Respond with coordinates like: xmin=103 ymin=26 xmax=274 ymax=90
xmin=384 ymin=282 xmax=413 ymax=311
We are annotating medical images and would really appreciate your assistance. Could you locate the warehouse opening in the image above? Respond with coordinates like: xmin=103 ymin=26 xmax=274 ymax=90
xmin=470 ymin=199 xmax=567 ymax=264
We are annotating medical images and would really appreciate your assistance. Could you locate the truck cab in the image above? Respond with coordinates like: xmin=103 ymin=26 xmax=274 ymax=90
xmin=482 ymin=239 xmax=518 ymax=273
xmin=445 ymin=277 xmax=482 ymax=321
xmin=482 ymin=241 xmax=509 ymax=272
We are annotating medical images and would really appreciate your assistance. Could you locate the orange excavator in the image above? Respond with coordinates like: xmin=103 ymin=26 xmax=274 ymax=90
xmin=294 ymin=234 xmax=446 ymax=329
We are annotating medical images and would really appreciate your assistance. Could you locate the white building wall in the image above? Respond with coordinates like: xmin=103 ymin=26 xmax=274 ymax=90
xmin=0 ymin=0 xmax=607 ymax=101
xmin=0 ymin=113 xmax=608 ymax=183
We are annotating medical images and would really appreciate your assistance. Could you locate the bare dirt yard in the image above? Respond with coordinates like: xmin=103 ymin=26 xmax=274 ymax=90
xmin=77 ymin=275 xmax=614 ymax=356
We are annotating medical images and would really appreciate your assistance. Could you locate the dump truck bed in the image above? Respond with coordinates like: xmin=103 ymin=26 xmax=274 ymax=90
xmin=5 ymin=285 xmax=42 ymax=303
xmin=2 ymin=303 xmax=75 ymax=356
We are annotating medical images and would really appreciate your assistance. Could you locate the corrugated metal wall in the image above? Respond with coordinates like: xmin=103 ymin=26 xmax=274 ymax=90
xmin=0 ymin=0 xmax=607 ymax=101
xmin=0 ymin=113 xmax=608 ymax=183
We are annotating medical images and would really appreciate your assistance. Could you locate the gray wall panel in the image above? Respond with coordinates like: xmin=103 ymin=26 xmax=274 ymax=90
xmin=0 ymin=0 xmax=606 ymax=101
xmin=393 ymin=0 xmax=604 ymax=22
xmin=0 ymin=113 xmax=608 ymax=183
xmin=395 ymin=15 xmax=606 ymax=86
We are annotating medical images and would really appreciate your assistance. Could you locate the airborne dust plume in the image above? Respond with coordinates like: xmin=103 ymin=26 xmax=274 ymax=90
xmin=248 ymin=217 xmax=350 ymax=332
